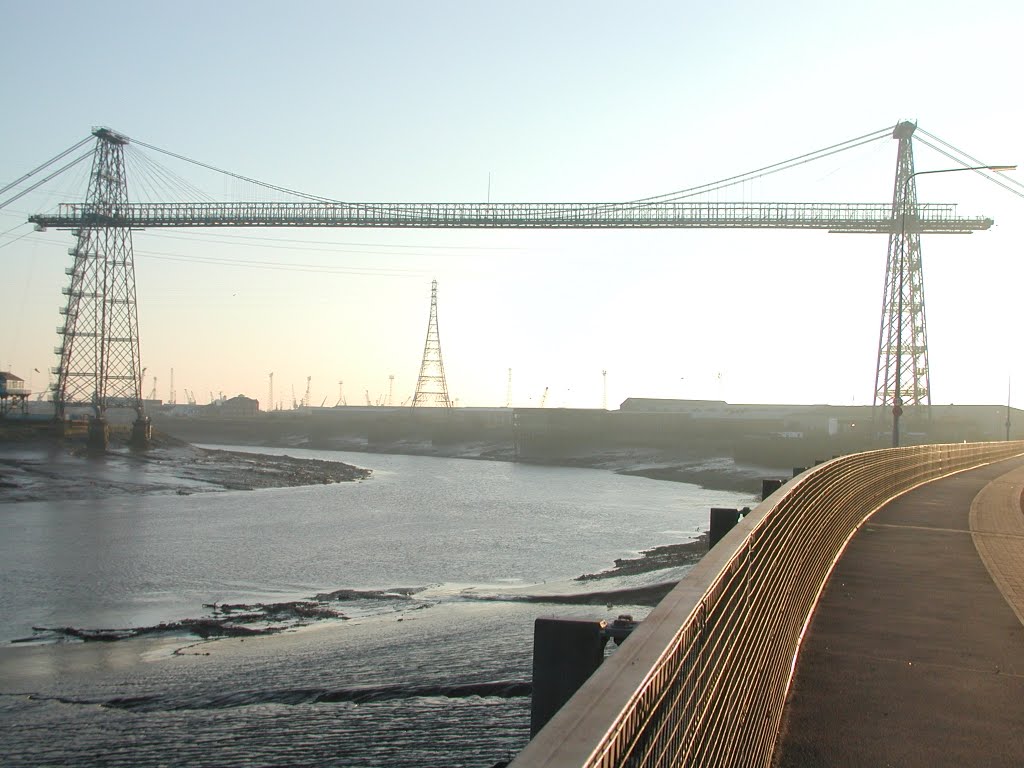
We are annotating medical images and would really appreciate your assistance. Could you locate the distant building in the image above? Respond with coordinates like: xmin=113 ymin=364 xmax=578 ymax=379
xmin=0 ymin=372 xmax=29 ymax=396
xmin=165 ymin=403 xmax=202 ymax=418
xmin=216 ymin=395 xmax=260 ymax=418
xmin=620 ymin=398 xmax=727 ymax=414
xmin=0 ymin=372 xmax=30 ymax=416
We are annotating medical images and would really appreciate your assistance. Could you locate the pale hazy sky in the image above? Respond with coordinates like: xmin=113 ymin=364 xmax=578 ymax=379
xmin=1 ymin=0 xmax=1022 ymax=409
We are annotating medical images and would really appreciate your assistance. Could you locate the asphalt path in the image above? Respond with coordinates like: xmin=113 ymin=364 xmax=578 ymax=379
xmin=773 ymin=456 xmax=1024 ymax=767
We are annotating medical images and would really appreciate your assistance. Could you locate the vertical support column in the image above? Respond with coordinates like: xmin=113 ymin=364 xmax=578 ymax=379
xmin=53 ymin=128 xmax=147 ymax=448
xmin=873 ymin=121 xmax=931 ymax=428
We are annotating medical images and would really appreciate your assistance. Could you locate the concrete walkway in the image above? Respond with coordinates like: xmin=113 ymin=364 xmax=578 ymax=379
xmin=774 ymin=456 xmax=1024 ymax=767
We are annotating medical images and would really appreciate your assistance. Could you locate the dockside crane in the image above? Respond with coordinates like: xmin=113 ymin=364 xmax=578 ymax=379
xmin=301 ymin=376 xmax=312 ymax=408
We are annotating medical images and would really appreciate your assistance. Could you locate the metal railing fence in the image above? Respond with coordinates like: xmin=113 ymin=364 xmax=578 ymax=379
xmin=511 ymin=441 xmax=1024 ymax=768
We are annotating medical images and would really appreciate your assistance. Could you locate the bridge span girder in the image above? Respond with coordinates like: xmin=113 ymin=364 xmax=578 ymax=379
xmin=30 ymin=200 xmax=991 ymax=233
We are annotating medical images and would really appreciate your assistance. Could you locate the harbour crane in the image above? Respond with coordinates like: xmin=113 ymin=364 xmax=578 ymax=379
xmin=301 ymin=376 xmax=312 ymax=408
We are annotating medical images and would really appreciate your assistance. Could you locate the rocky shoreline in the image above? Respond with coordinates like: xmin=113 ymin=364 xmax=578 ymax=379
xmin=575 ymin=534 xmax=710 ymax=581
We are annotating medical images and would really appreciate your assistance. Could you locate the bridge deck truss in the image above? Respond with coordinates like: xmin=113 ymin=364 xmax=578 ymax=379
xmin=30 ymin=200 xmax=991 ymax=233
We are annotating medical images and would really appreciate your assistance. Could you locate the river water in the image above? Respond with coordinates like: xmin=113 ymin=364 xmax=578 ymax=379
xmin=0 ymin=446 xmax=754 ymax=767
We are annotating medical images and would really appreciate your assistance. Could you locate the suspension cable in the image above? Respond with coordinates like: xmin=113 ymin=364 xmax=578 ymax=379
xmin=630 ymin=125 xmax=895 ymax=204
xmin=0 ymin=150 xmax=95 ymax=211
xmin=914 ymin=135 xmax=1024 ymax=200
xmin=126 ymin=136 xmax=339 ymax=203
xmin=0 ymin=136 xmax=92 ymax=197
xmin=126 ymin=145 xmax=215 ymax=203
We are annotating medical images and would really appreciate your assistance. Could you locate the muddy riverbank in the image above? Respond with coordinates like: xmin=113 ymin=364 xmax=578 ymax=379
xmin=0 ymin=426 xmax=370 ymax=504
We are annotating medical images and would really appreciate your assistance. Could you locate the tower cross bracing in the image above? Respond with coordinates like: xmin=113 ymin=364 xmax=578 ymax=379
xmin=874 ymin=121 xmax=931 ymax=414
xmin=52 ymin=128 xmax=145 ymax=426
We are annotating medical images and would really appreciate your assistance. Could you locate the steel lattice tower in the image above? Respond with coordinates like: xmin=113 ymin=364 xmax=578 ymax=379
xmin=411 ymin=280 xmax=452 ymax=408
xmin=873 ymin=121 xmax=930 ymax=416
xmin=54 ymin=128 xmax=148 ymax=447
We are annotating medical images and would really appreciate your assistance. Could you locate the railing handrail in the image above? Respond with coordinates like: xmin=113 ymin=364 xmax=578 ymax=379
xmin=511 ymin=441 xmax=1024 ymax=767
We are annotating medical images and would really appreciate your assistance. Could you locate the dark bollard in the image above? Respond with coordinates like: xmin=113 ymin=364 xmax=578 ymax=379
xmin=605 ymin=614 xmax=639 ymax=646
xmin=530 ymin=617 xmax=608 ymax=737
xmin=131 ymin=416 xmax=152 ymax=451
xmin=709 ymin=507 xmax=741 ymax=549
xmin=761 ymin=478 xmax=783 ymax=501
xmin=792 ymin=467 xmax=805 ymax=478
xmin=87 ymin=417 xmax=109 ymax=453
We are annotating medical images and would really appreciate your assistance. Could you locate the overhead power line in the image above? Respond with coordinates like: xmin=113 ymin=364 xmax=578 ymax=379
xmin=137 ymin=249 xmax=429 ymax=277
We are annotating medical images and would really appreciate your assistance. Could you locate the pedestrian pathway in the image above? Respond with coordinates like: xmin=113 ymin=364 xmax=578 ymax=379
xmin=773 ymin=456 xmax=1024 ymax=767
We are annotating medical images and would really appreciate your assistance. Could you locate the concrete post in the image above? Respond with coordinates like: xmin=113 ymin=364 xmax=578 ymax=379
xmin=761 ymin=478 xmax=783 ymax=500
xmin=709 ymin=507 xmax=741 ymax=548
xmin=530 ymin=617 xmax=608 ymax=737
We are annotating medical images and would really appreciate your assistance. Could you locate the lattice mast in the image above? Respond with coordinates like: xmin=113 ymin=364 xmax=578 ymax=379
xmin=873 ymin=122 xmax=931 ymax=414
xmin=411 ymin=280 xmax=452 ymax=408
xmin=53 ymin=128 xmax=145 ymax=424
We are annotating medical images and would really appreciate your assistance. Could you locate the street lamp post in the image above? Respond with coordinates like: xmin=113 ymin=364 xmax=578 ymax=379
xmin=892 ymin=164 xmax=1017 ymax=447
xmin=1006 ymin=377 xmax=1012 ymax=441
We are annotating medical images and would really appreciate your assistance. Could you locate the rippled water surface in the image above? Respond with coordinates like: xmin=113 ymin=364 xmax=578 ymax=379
xmin=0 ymin=447 xmax=753 ymax=766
